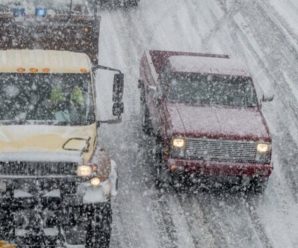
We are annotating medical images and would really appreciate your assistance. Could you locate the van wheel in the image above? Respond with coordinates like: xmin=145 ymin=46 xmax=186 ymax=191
xmin=141 ymin=104 xmax=154 ymax=136
xmin=124 ymin=0 xmax=138 ymax=7
xmin=129 ymin=0 xmax=139 ymax=6
xmin=249 ymin=177 xmax=268 ymax=193
xmin=154 ymin=137 xmax=170 ymax=189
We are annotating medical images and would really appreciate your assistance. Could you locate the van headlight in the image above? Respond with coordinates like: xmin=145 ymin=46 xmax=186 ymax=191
xmin=77 ymin=165 xmax=92 ymax=177
xmin=256 ymin=142 xmax=271 ymax=163
xmin=172 ymin=137 xmax=185 ymax=148
xmin=257 ymin=143 xmax=271 ymax=153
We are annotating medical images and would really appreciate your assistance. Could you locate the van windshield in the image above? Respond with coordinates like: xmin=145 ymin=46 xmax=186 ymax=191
xmin=165 ymin=73 xmax=258 ymax=108
xmin=0 ymin=73 xmax=95 ymax=125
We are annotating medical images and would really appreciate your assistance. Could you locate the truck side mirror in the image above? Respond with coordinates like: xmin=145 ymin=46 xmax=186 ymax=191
xmin=113 ymin=73 xmax=124 ymax=102
xmin=113 ymin=102 xmax=124 ymax=116
xmin=92 ymin=65 xmax=124 ymax=124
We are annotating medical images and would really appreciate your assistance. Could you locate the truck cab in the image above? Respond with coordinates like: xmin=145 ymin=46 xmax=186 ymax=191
xmin=139 ymin=50 xmax=273 ymax=191
xmin=0 ymin=2 xmax=124 ymax=248
xmin=0 ymin=49 xmax=124 ymax=247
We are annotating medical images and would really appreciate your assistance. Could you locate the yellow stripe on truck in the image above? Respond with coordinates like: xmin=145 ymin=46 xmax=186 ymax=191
xmin=0 ymin=50 xmax=92 ymax=74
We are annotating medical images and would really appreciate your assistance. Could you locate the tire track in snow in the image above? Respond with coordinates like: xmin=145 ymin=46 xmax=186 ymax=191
xmin=208 ymin=192 xmax=274 ymax=248
xmin=175 ymin=193 xmax=220 ymax=248
xmin=245 ymin=196 xmax=274 ymax=248
xmin=100 ymin=6 xmax=193 ymax=247
xmin=136 ymin=129 xmax=180 ymax=248
xmin=259 ymin=0 xmax=298 ymax=46
xmin=106 ymin=118 xmax=162 ymax=248
xmin=151 ymin=193 xmax=179 ymax=248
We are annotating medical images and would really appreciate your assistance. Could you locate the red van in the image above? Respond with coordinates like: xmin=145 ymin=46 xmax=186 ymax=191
xmin=138 ymin=50 xmax=273 ymax=191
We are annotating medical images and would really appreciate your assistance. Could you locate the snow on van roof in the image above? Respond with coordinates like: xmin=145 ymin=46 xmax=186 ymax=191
xmin=167 ymin=55 xmax=250 ymax=77
xmin=0 ymin=50 xmax=92 ymax=73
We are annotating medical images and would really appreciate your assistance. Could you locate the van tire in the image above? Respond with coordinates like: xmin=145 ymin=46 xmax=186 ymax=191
xmin=141 ymin=104 xmax=154 ymax=136
xmin=249 ymin=177 xmax=268 ymax=193
xmin=124 ymin=0 xmax=138 ymax=7
xmin=154 ymin=137 xmax=171 ymax=189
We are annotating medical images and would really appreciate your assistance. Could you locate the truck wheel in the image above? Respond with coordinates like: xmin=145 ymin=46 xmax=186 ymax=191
xmin=141 ymin=104 xmax=154 ymax=136
xmin=85 ymin=203 xmax=112 ymax=248
xmin=155 ymin=164 xmax=171 ymax=190
xmin=0 ymin=209 xmax=13 ymax=241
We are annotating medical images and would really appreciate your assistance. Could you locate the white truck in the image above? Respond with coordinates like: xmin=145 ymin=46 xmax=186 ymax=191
xmin=0 ymin=1 xmax=124 ymax=247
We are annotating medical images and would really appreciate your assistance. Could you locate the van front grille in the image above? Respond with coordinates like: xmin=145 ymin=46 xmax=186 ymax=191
xmin=172 ymin=138 xmax=258 ymax=163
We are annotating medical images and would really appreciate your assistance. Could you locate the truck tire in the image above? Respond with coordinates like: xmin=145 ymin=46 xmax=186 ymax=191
xmin=0 ymin=209 xmax=13 ymax=240
xmin=85 ymin=203 xmax=112 ymax=248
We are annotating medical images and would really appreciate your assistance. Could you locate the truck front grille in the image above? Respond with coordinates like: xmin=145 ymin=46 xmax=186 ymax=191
xmin=179 ymin=138 xmax=257 ymax=163
xmin=0 ymin=161 xmax=77 ymax=177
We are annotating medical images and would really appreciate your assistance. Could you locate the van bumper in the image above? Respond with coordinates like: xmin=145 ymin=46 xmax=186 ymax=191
xmin=166 ymin=158 xmax=273 ymax=177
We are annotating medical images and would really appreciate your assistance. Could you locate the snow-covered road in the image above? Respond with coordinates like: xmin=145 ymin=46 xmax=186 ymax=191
xmin=97 ymin=1 xmax=298 ymax=247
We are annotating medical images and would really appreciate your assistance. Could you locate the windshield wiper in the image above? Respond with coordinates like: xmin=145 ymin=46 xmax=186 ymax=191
xmin=0 ymin=120 xmax=27 ymax=125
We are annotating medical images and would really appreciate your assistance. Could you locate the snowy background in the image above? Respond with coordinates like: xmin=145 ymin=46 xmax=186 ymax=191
xmin=96 ymin=0 xmax=298 ymax=247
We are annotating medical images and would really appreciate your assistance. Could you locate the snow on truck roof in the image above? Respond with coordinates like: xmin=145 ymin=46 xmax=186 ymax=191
xmin=0 ymin=50 xmax=92 ymax=73
xmin=167 ymin=56 xmax=250 ymax=77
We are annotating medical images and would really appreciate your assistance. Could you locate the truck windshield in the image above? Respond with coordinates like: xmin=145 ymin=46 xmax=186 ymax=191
xmin=0 ymin=73 xmax=95 ymax=125
xmin=166 ymin=73 xmax=258 ymax=108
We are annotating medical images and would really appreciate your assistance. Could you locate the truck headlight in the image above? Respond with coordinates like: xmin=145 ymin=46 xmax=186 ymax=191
xmin=257 ymin=143 xmax=271 ymax=153
xmin=77 ymin=165 xmax=92 ymax=177
xmin=172 ymin=137 xmax=185 ymax=148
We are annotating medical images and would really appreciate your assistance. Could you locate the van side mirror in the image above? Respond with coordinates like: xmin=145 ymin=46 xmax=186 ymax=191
xmin=113 ymin=73 xmax=124 ymax=102
xmin=148 ymin=85 xmax=157 ymax=93
xmin=113 ymin=102 xmax=124 ymax=116
xmin=262 ymin=94 xmax=274 ymax=102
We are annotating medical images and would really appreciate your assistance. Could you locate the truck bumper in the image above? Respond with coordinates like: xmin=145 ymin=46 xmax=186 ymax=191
xmin=0 ymin=160 xmax=118 ymax=208
xmin=0 ymin=161 xmax=117 ymax=247
xmin=166 ymin=158 xmax=273 ymax=177
xmin=1 ymin=202 xmax=112 ymax=248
